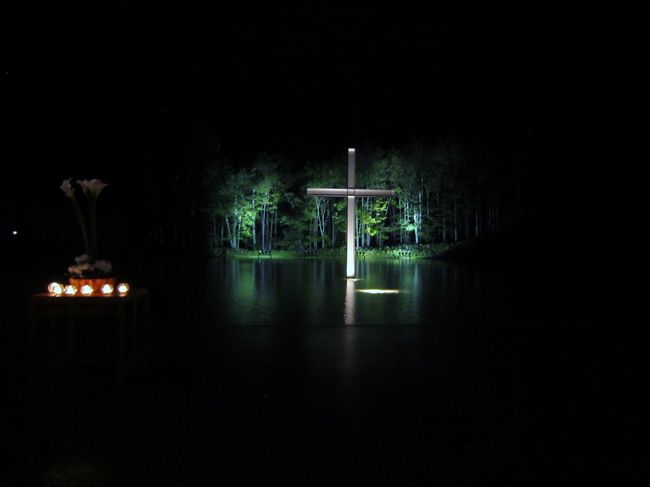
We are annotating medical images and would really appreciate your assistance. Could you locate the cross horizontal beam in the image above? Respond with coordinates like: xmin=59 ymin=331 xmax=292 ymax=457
xmin=306 ymin=188 xmax=396 ymax=197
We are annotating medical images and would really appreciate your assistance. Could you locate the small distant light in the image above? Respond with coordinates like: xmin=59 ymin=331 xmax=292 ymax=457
xmin=80 ymin=284 xmax=93 ymax=295
xmin=48 ymin=282 xmax=63 ymax=295
xmin=12 ymin=230 xmax=18 ymax=236
xmin=117 ymin=282 xmax=129 ymax=294
xmin=356 ymin=289 xmax=400 ymax=294
xmin=348 ymin=148 xmax=355 ymax=152
xmin=101 ymin=283 xmax=114 ymax=294
xmin=64 ymin=284 xmax=78 ymax=295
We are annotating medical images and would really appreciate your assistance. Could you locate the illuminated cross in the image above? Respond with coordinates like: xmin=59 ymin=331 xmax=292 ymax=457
xmin=307 ymin=148 xmax=395 ymax=278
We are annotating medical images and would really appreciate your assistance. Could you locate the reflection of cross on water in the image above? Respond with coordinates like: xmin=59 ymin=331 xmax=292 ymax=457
xmin=345 ymin=278 xmax=356 ymax=325
xmin=307 ymin=149 xmax=396 ymax=278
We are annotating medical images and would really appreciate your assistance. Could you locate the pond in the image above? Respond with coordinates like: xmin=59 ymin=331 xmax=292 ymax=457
xmin=4 ymin=254 xmax=629 ymax=485
xmin=146 ymin=256 xmax=596 ymax=326
xmin=208 ymin=258 xmax=493 ymax=325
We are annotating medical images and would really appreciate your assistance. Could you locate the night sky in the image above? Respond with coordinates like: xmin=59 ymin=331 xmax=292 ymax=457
xmin=2 ymin=5 xmax=634 ymax=242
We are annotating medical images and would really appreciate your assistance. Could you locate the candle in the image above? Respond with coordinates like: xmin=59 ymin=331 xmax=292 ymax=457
xmin=48 ymin=282 xmax=63 ymax=295
xmin=64 ymin=284 xmax=78 ymax=295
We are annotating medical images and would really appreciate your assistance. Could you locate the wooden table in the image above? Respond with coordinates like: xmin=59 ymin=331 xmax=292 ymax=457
xmin=28 ymin=288 xmax=149 ymax=384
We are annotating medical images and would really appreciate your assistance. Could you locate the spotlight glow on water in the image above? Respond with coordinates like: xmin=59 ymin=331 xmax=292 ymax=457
xmin=356 ymin=289 xmax=400 ymax=294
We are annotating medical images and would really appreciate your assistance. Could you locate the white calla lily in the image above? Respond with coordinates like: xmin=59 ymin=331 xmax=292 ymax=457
xmin=77 ymin=179 xmax=109 ymax=198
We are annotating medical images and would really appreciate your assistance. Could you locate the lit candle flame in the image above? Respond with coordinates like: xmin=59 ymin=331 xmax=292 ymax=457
xmin=101 ymin=283 xmax=114 ymax=294
xmin=117 ymin=283 xmax=129 ymax=294
xmin=80 ymin=284 xmax=94 ymax=295
xmin=64 ymin=284 xmax=78 ymax=295
xmin=48 ymin=282 xmax=63 ymax=295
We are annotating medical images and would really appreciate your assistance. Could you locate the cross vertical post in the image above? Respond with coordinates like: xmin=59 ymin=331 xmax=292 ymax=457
xmin=347 ymin=148 xmax=356 ymax=278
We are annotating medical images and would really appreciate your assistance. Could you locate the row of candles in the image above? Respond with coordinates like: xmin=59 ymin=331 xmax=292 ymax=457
xmin=47 ymin=282 xmax=130 ymax=296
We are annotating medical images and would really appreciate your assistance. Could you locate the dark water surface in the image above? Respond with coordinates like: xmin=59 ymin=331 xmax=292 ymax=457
xmin=149 ymin=257 xmax=611 ymax=326
xmin=189 ymin=258 xmax=500 ymax=326
xmin=1 ymin=257 xmax=644 ymax=485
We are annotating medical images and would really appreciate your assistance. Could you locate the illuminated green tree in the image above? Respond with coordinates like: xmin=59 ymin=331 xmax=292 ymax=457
xmin=200 ymin=136 xmax=523 ymax=252
xmin=252 ymin=154 xmax=288 ymax=251
xmin=219 ymin=168 xmax=256 ymax=249
xmin=303 ymin=158 xmax=345 ymax=249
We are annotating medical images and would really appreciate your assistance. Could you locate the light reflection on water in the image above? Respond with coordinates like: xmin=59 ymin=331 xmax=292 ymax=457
xmin=197 ymin=258 xmax=501 ymax=326
xmin=344 ymin=278 xmax=355 ymax=325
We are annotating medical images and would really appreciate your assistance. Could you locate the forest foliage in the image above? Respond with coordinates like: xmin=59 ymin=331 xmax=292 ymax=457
xmin=142 ymin=136 xmax=526 ymax=253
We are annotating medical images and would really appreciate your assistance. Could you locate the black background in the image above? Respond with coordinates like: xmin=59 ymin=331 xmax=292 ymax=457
xmin=2 ymin=4 xmax=641 ymax=248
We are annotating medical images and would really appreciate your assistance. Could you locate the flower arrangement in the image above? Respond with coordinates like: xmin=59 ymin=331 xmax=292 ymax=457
xmin=60 ymin=178 xmax=113 ymax=279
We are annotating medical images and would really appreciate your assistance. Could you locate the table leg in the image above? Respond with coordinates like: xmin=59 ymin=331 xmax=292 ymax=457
xmin=67 ymin=307 xmax=75 ymax=374
xmin=117 ymin=301 xmax=126 ymax=387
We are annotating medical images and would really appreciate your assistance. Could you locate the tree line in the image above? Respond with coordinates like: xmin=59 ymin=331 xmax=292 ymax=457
xmin=143 ymin=136 xmax=526 ymax=252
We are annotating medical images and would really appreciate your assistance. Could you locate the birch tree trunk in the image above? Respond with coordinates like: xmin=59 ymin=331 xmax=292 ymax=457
xmin=225 ymin=215 xmax=236 ymax=249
